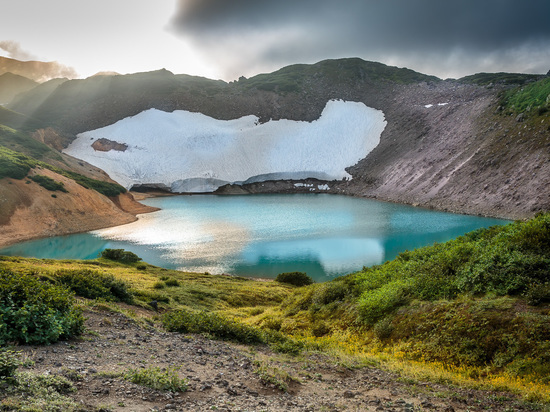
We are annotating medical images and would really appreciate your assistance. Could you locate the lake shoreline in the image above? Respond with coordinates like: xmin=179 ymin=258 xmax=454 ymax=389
xmin=1 ymin=193 xmax=509 ymax=281
xmin=0 ymin=182 xmax=520 ymax=251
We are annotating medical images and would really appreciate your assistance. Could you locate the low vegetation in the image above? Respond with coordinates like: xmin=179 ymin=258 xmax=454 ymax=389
xmin=458 ymin=72 xmax=544 ymax=86
xmin=162 ymin=308 xmax=264 ymax=344
xmin=0 ymin=140 xmax=125 ymax=196
xmin=1 ymin=370 xmax=78 ymax=412
xmin=499 ymin=77 xmax=550 ymax=115
xmin=0 ymin=212 xmax=549 ymax=404
xmin=100 ymin=248 xmax=142 ymax=263
xmin=30 ymin=174 xmax=68 ymax=192
xmin=0 ymin=122 xmax=57 ymax=161
xmin=275 ymin=271 xmax=314 ymax=286
xmin=0 ymin=270 xmax=84 ymax=345
xmin=123 ymin=366 xmax=187 ymax=392
xmin=1 ymin=117 xmax=126 ymax=198
xmin=54 ymin=268 xmax=133 ymax=303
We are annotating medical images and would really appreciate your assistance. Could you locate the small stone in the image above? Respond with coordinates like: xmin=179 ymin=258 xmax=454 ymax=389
xmin=227 ymin=386 xmax=239 ymax=396
xmin=343 ymin=390 xmax=356 ymax=398
xmin=200 ymin=383 xmax=212 ymax=391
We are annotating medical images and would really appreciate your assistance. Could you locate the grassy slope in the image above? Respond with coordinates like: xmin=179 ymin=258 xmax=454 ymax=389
xmin=458 ymin=72 xmax=545 ymax=86
xmin=0 ymin=119 xmax=126 ymax=196
xmin=241 ymin=58 xmax=440 ymax=93
xmin=0 ymin=256 xmax=292 ymax=313
xmin=1 ymin=213 xmax=549 ymax=403
xmin=499 ymin=77 xmax=550 ymax=115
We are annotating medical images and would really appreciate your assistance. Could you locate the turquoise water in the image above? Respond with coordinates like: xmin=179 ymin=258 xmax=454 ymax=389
xmin=0 ymin=194 xmax=508 ymax=282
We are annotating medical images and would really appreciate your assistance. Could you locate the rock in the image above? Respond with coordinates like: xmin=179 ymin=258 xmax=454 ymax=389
xmin=91 ymin=138 xmax=128 ymax=152
xmin=200 ymin=383 xmax=212 ymax=391
xmin=343 ymin=390 xmax=356 ymax=398
xmin=227 ymin=386 xmax=239 ymax=396
xmin=516 ymin=113 xmax=526 ymax=122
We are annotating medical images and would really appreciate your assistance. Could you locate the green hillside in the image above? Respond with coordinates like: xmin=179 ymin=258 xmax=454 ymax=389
xmin=499 ymin=77 xmax=550 ymax=115
xmin=241 ymin=58 xmax=440 ymax=93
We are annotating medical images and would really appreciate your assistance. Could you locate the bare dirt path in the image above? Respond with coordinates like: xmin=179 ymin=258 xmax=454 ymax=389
xmin=16 ymin=308 xmax=538 ymax=412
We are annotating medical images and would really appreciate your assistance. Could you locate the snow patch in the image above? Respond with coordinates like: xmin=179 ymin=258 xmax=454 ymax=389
xmin=424 ymin=102 xmax=449 ymax=108
xmin=65 ymin=100 xmax=386 ymax=192
xmin=318 ymin=184 xmax=330 ymax=190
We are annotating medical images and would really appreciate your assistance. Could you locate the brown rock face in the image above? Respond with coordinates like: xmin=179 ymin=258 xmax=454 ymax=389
xmin=91 ymin=138 xmax=128 ymax=152
xmin=0 ymin=169 xmax=156 ymax=248
xmin=32 ymin=128 xmax=67 ymax=151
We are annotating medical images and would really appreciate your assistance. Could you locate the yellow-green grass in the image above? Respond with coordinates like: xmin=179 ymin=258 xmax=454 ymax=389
xmin=0 ymin=255 xmax=293 ymax=312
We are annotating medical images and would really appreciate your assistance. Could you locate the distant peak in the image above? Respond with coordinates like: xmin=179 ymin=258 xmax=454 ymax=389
xmin=89 ymin=71 xmax=121 ymax=78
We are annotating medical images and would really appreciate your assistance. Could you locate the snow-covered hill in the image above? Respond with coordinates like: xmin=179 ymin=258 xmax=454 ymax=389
xmin=64 ymin=100 xmax=386 ymax=192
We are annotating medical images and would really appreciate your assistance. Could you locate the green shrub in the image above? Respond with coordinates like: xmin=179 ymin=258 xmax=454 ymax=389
xmin=124 ymin=366 xmax=187 ymax=392
xmin=373 ymin=317 xmax=394 ymax=340
xmin=100 ymin=248 xmax=142 ymax=263
xmin=524 ymin=282 xmax=550 ymax=306
xmin=2 ymin=372 xmax=77 ymax=411
xmin=359 ymin=279 xmax=413 ymax=325
xmin=162 ymin=309 xmax=263 ymax=344
xmin=132 ymin=289 xmax=170 ymax=303
xmin=30 ymin=174 xmax=68 ymax=192
xmin=164 ymin=278 xmax=179 ymax=287
xmin=61 ymin=171 xmax=126 ymax=197
xmin=0 ymin=349 xmax=21 ymax=380
xmin=275 ymin=272 xmax=313 ymax=286
xmin=153 ymin=281 xmax=165 ymax=289
xmin=0 ymin=145 xmax=35 ymax=179
xmin=0 ymin=270 xmax=84 ymax=345
xmin=55 ymin=269 xmax=133 ymax=303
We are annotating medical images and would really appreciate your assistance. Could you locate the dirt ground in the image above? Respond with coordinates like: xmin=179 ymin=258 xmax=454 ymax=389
xmin=16 ymin=307 xmax=540 ymax=412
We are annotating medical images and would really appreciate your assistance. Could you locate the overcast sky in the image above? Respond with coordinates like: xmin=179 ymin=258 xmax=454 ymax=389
xmin=2 ymin=0 xmax=549 ymax=81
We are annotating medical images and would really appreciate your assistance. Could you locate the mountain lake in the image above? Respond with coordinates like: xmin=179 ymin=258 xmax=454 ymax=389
xmin=0 ymin=194 xmax=509 ymax=282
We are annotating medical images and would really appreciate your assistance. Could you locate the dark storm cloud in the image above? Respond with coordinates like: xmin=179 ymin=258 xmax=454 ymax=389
xmin=172 ymin=0 xmax=550 ymax=79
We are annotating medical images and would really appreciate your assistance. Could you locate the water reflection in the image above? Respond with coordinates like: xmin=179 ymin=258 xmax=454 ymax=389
xmin=0 ymin=194 xmax=508 ymax=282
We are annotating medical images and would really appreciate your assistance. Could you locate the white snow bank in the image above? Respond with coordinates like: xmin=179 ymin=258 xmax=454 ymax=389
xmin=64 ymin=100 xmax=386 ymax=192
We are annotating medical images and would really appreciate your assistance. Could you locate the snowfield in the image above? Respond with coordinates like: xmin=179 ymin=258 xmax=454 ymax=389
xmin=64 ymin=100 xmax=386 ymax=192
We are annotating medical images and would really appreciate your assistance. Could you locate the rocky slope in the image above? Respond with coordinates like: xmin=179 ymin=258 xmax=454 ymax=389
xmin=6 ymin=58 xmax=550 ymax=219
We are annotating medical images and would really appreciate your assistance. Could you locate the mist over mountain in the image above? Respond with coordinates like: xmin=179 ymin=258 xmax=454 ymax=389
xmin=0 ymin=56 xmax=77 ymax=83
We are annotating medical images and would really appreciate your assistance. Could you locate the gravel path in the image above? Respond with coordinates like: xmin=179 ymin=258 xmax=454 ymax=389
xmin=17 ymin=308 xmax=538 ymax=412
